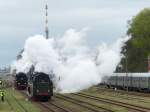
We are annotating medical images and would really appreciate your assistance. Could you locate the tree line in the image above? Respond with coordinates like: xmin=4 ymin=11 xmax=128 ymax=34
xmin=116 ymin=8 xmax=150 ymax=73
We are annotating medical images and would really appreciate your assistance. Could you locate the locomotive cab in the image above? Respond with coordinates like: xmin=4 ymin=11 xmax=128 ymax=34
xmin=28 ymin=72 xmax=53 ymax=101
xmin=34 ymin=73 xmax=53 ymax=96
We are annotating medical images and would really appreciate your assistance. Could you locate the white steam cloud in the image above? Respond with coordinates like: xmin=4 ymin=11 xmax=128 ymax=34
xmin=96 ymin=36 xmax=130 ymax=74
xmin=11 ymin=29 xmax=130 ymax=93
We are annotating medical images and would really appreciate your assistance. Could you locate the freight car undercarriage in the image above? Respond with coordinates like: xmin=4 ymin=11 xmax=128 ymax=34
xmin=106 ymin=84 xmax=150 ymax=93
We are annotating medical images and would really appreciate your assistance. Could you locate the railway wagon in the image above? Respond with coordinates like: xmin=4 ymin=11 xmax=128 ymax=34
xmin=27 ymin=72 xmax=53 ymax=101
xmin=14 ymin=72 xmax=28 ymax=90
xmin=102 ymin=73 xmax=150 ymax=92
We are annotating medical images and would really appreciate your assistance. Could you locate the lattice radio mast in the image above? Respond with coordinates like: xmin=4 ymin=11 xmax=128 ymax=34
xmin=45 ymin=0 xmax=49 ymax=39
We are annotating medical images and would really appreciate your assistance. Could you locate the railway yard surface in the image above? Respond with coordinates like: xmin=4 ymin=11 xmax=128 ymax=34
xmin=0 ymin=88 xmax=40 ymax=112
xmin=1 ymin=86 xmax=150 ymax=112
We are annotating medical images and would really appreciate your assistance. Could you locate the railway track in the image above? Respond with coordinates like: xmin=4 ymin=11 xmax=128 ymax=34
xmin=10 ymin=91 xmax=29 ymax=112
xmin=99 ymin=87 xmax=150 ymax=98
xmin=74 ymin=93 xmax=150 ymax=112
xmin=98 ymin=90 xmax=150 ymax=103
xmin=20 ymin=90 xmax=110 ymax=112
xmin=5 ymin=97 xmax=14 ymax=111
xmin=39 ymin=102 xmax=73 ymax=112
xmin=20 ymin=89 xmax=150 ymax=112
xmin=20 ymin=90 xmax=74 ymax=112
xmin=99 ymin=87 xmax=150 ymax=104
xmin=55 ymin=94 xmax=114 ymax=112
xmin=49 ymin=102 xmax=74 ymax=112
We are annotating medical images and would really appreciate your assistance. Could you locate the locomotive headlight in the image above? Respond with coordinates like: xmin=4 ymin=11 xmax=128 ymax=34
xmin=37 ymin=89 xmax=39 ymax=93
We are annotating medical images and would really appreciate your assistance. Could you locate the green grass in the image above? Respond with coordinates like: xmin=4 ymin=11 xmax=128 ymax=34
xmin=0 ymin=88 xmax=40 ymax=112
xmin=83 ymin=87 xmax=150 ymax=110
xmin=2 ymin=85 xmax=150 ymax=112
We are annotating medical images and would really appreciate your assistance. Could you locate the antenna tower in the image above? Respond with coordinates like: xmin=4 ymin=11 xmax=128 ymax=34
xmin=45 ymin=0 xmax=49 ymax=39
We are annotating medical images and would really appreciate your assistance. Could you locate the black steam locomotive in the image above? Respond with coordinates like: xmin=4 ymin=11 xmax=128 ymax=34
xmin=27 ymin=67 xmax=53 ymax=101
xmin=14 ymin=72 xmax=28 ymax=90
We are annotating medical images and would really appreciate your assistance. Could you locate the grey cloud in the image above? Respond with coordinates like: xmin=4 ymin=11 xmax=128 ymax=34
xmin=0 ymin=0 xmax=149 ymax=67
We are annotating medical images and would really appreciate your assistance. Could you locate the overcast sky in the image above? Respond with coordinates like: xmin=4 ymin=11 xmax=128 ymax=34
xmin=0 ymin=0 xmax=150 ymax=67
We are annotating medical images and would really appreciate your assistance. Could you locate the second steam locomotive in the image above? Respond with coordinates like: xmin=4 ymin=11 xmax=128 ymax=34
xmin=14 ymin=72 xmax=28 ymax=90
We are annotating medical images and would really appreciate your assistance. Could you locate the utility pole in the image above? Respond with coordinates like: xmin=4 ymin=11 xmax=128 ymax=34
xmin=125 ymin=52 xmax=128 ymax=92
xmin=148 ymin=56 xmax=150 ymax=72
xmin=45 ymin=0 xmax=49 ymax=39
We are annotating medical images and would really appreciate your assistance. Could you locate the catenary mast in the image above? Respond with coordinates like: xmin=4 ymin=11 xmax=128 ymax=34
xmin=45 ymin=0 xmax=49 ymax=39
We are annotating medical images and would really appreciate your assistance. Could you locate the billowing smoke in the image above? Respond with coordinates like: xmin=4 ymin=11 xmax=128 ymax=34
xmin=95 ymin=36 xmax=130 ymax=74
xmin=11 ymin=29 xmax=130 ymax=93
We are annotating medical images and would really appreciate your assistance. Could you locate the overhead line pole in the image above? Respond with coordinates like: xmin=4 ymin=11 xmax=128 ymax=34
xmin=125 ymin=53 xmax=128 ymax=92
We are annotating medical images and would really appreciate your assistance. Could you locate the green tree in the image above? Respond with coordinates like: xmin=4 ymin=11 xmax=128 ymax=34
xmin=117 ymin=8 xmax=150 ymax=72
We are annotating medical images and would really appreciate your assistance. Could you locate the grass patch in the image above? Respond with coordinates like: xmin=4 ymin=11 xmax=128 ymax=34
xmin=0 ymin=88 xmax=40 ymax=112
xmin=82 ymin=87 xmax=150 ymax=109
